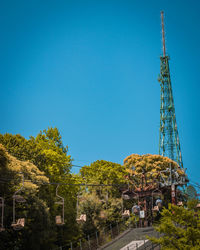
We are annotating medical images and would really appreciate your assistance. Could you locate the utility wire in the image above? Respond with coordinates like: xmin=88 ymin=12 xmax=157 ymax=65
xmin=0 ymin=176 xmax=127 ymax=187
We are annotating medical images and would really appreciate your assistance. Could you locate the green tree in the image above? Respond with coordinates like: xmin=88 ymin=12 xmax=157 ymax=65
xmin=0 ymin=144 xmax=54 ymax=250
xmin=0 ymin=128 xmax=81 ymax=249
xmin=76 ymin=160 xmax=127 ymax=236
xmin=80 ymin=160 xmax=127 ymax=197
xmin=0 ymin=127 xmax=72 ymax=178
xmin=148 ymin=203 xmax=200 ymax=249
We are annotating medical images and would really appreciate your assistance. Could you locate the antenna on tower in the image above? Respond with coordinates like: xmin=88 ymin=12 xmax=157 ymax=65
xmin=158 ymin=11 xmax=184 ymax=170
xmin=161 ymin=11 xmax=166 ymax=57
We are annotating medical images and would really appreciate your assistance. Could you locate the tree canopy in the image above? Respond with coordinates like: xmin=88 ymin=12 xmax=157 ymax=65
xmin=0 ymin=128 xmax=195 ymax=249
xmin=0 ymin=127 xmax=72 ymax=179
xmin=149 ymin=202 xmax=200 ymax=249
xmin=124 ymin=154 xmax=187 ymax=191
xmin=0 ymin=144 xmax=53 ymax=249
xmin=0 ymin=128 xmax=79 ymax=250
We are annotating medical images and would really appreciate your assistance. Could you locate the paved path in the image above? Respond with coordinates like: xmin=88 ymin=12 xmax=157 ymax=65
xmin=120 ymin=240 xmax=148 ymax=250
xmin=102 ymin=227 xmax=159 ymax=250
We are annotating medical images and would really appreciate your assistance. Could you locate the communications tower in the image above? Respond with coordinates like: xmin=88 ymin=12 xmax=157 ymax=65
xmin=158 ymin=11 xmax=183 ymax=169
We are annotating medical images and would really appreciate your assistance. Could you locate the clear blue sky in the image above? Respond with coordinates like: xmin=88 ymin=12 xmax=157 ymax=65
xmin=0 ymin=0 xmax=199 ymax=182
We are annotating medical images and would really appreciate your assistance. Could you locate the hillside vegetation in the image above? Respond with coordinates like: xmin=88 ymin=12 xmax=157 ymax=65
xmin=0 ymin=128 xmax=197 ymax=249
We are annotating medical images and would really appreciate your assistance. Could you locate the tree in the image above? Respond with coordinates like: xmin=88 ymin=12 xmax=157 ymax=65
xmin=0 ymin=128 xmax=81 ymax=248
xmin=0 ymin=144 xmax=54 ymax=250
xmin=76 ymin=160 xmax=127 ymax=236
xmin=148 ymin=203 xmax=200 ymax=249
xmin=123 ymin=154 xmax=187 ymax=207
xmin=124 ymin=154 xmax=186 ymax=183
xmin=0 ymin=127 xmax=72 ymax=178
xmin=80 ymin=160 xmax=127 ymax=197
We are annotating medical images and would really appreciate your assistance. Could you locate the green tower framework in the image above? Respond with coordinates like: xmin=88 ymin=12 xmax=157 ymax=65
xmin=158 ymin=11 xmax=183 ymax=169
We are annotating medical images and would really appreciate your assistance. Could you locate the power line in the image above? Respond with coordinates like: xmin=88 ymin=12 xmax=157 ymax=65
xmin=1 ymin=150 xmax=122 ymax=170
xmin=71 ymin=164 xmax=85 ymax=168
xmin=0 ymin=176 xmax=127 ymax=187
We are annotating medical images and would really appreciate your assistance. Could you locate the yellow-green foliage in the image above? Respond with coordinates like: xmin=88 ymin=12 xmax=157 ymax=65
xmin=0 ymin=129 xmax=79 ymax=249
xmin=124 ymin=154 xmax=185 ymax=182
xmin=0 ymin=143 xmax=49 ymax=194
xmin=0 ymin=128 xmax=72 ymax=182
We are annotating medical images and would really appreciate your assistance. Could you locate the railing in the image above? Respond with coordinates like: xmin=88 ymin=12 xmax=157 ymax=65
xmin=53 ymin=220 xmax=129 ymax=250
xmin=53 ymin=221 xmax=161 ymax=250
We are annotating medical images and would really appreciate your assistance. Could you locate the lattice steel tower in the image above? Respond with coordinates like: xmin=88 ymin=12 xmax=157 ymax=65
xmin=158 ymin=11 xmax=183 ymax=168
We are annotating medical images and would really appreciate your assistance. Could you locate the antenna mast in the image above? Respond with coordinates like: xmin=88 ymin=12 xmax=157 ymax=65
xmin=161 ymin=11 xmax=166 ymax=57
xmin=158 ymin=11 xmax=184 ymax=169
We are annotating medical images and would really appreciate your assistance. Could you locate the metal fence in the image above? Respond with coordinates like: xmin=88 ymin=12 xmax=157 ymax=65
xmin=54 ymin=220 xmax=129 ymax=250
xmin=54 ymin=222 xmax=161 ymax=250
